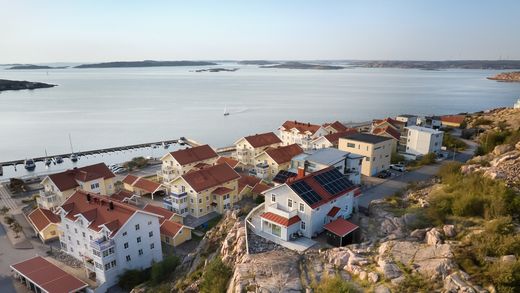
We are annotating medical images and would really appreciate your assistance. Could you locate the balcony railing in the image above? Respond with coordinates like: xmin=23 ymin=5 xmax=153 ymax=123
xmin=90 ymin=237 xmax=114 ymax=251
xmin=266 ymin=203 xmax=298 ymax=219
xmin=256 ymin=162 xmax=269 ymax=169
xmin=170 ymin=191 xmax=188 ymax=198
xmin=39 ymin=190 xmax=57 ymax=200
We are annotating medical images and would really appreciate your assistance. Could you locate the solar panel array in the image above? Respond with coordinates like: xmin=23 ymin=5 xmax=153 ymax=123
xmin=272 ymin=170 xmax=297 ymax=184
xmin=290 ymin=181 xmax=322 ymax=205
xmin=314 ymin=169 xmax=354 ymax=195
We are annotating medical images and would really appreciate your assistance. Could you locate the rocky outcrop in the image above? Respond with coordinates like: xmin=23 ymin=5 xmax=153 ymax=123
xmin=487 ymin=71 xmax=520 ymax=82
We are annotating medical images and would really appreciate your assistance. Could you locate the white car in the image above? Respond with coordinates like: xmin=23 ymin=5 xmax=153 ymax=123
xmin=390 ymin=164 xmax=406 ymax=172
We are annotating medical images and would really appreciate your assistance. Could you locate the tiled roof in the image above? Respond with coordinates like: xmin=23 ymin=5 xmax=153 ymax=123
xmin=160 ymin=220 xmax=184 ymax=237
xmin=28 ymin=208 xmax=60 ymax=232
xmin=46 ymin=163 xmax=115 ymax=192
xmin=238 ymin=175 xmax=261 ymax=193
xmin=212 ymin=186 xmax=233 ymax=195
xmin=322 ymin=129 xmax=358 ymax=144
xmin=143 ymin=204 xmax=174 ymax=223
xmin=122 ymin=174 xmax=139 ymax=185
xmin=110 ymin=190 xmax=134 ymax=202
xmin=10 ymin=256 xmax=88 ymax=293
xmin=264 ymin=144 xmax=304 ymax=164
xmin=327 ymin=206 xmax=341 ymax=217
xmin=323 ymin=218 xmax=359 ymax=237
xmin=342 ymin=133 xmax=394 ymax=144
xmin=243 ymin=132 xmax=281 ymax=148
xmin=216 ymin=156 xmax=240 ymax=168
xmin=323 ymin=121 xmax=348 ymax=132
xmin=260 ymin=212 xmax=301 ymax=227
xmin=167 ymin=144 xmax=218 ymax=166
xmin=281 ymin=120 xmax=321 ymax=135
xmin=182 ymin=163 xmax=240 ymax=192
xmin=251 ymin=182 xmax=271 ymax=195
xmin=132 ymin=177 xmax=162 ymax=193
xmin=372 ymin=125 xmax=400 ymax=140
xmin=440 ymin=115 xmax=466 ymax=125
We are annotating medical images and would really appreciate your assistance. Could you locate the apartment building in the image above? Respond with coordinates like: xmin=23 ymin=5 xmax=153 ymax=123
xmin=338 ymin=133 xmax=394 ymax=176
xmin=404 ymin=126 xmax=444 ymax=155
xmin=38 ymin=163 xmax=116 ymax=210
xmin=159 ymin=144 xmax=218 ymax=182
xmin=278 ymin=121 xmax=328 ymax=150
xmin=312 ymin=129 xmax=358 ymax=149
xmin=57 ymin=191 xmax=163 ymax=291
xmin=254 ymin=144 xmax=303 ymax=180
xmin=234 ymin=132 xmax=282 ymax=166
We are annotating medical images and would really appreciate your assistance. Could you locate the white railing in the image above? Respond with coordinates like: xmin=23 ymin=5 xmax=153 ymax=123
xmin=266 ymin=203 xmax=298 ymax=219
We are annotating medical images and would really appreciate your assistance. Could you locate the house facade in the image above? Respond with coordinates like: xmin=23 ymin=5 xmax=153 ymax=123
xmin=338 ymin=133 xmax=394 ymax=176
xmin=278 ymin=121 xmax=329 ymax=150
xmin=57 ymin=191 xmax=163 ymax=291
xmin=312 ymin=129 xmax=358 ymax=149
xmin=418 ymin=116 xmax=442 ymax=129
xmin=234 ymin=132 xmax=282 ymax=166
xmin=440 ymin=115 xmax=466 ymax=128
xmin=159 ymin=144 xmax=218 ymax=183
xmin=38 ymin=163 xmax=116 ymax=210
xmin=142 ymin=204 xmax=192 ymax=247
xmin=404 ymin=126 xmax=444 ymax=156
xmin=254 ymin=144 xmax=303 ymax=180
xmin=27 ymin=208 xmax=61 ymax=243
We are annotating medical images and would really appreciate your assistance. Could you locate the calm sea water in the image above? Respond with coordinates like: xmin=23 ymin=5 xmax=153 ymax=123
xmin=0 ymin=63 xmax=519 ymax=178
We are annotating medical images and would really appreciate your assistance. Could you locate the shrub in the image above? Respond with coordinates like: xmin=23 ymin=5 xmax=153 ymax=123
xmin=473 ymin=118 xmax=493 ymax=126
xmin=443 ymin=133 xmax=467 ymax=150
xmin=315 ymin=274 xmax=358 ymax=293
xmin=391 ymin=151 xmax=405 ymax=164
xmin=123 ymin=156 xmax=149 ymax=171
xmin=4 ymin=215 xmax=14 ymax=225
xmin=394 ymin=272 xmax=434 ymax=293
xmin=150 ymin=255 xmax=180 ymax=285
xmin=419 ymin=153 xmax=436 ymax=165
xmin=118 ymin=269 xmax=149 ymax=290
xmin=255 ymin=195 xmax=265 ymax=204
xmin=199 ymin=257 xmax=232 ymax=293
xmin=0 ymin=206 xmax=9 ymax=215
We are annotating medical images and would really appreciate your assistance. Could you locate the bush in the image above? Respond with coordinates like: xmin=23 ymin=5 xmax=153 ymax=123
xmin=0 ymin=206 xmax=9 ymax=215
xmin=394 ymin=272 xmax=434 ymax=293
xmin=123 ymin=156 xmax=149 ymax=171
xmin=4 ymin=215 xmax=14 ymax=225
xmin=391 ymin=151 xmax=405 ymax=164
xmin=473 ymin=117 xmax=493 ymax=126
xmin=255 ymin=195 xmax=265 ymax=204
xmin=443 ymin=133 xmax=467 ymax=150
xmin=118 ymin=269 xmax=148 ymax=290
xmin=315 ymin=274 xmax=358 ymax=293
xmin=199 ymin=257 xmax=232 ymax=293
xmin=150 ymin=255 xmax=180 ymax=285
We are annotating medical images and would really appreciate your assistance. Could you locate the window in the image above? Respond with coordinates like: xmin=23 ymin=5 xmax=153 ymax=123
xmin=74 ymin=228 xmax=78 ymax=234
xmin=68 ymin=236 xmax=71 ymax=241
xmin=93 ymin=249 xmax=101 ymax=257
xmin=150 ymin=243 xmax=155 ymax=249
xmin=76 ymin=240 xmax=80 ymax=245
xmin=271 ymin=194 xmax=276 ymax=202
xmin=66 ymin=224 xmax=69 ymax=230
xmin=301 ymin=221 xmax=306 ymax=230
xmin=149 ymin=231 xmax=153 ymax=237
xmin=135 ymin=224 xmax=140 ymax=231
xmin=111 ymin=260 xmax=116 ymax=267
xmin=91 ymin=183 xmax=100 ymax=189
xmin=82 ymin=232 xmax=86 ymax=238
xmin=126 ymin=255 xmax=131 ymax=262
xmin=138 ymin=249 xmax=143 ymax=255
xmin=190 ymin=198 xmax=194 ymax=204
xmin=299 ymin=203 xmax=304 ymax=212
xmin=148 ymin=221 xmax=152 ymax=225
xmin=199 ymin=208 xmax=202 ymax=213
xmin=123 ymin=231 xmax=127 ymax=236
xmin=288 ymin=199 xmax=292 ymax=208
xmin=104 ymin=263 xmax=110 ymax=271
xmin=124 ymin=242 xmax=129 ymax=249
xmin=70 ymin=247 xmax=74 ymax=252
xmin=365 ymin=157 xmax=370 ymax=162
xmin=95 ymin=262 xmax=103 ymax=270
xmin=137 ymin=237 xmax=141 ymax=243
xmin=198 ymin=198 xmax=202 ymax=204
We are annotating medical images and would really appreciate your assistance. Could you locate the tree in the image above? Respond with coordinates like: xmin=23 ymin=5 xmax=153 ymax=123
xmin=11 ymin=221 xmax=23 ymax=238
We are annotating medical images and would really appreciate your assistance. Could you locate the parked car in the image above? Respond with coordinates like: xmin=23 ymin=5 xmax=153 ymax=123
xmin=390 ymin=164 xmax=406 ymax=172
xmin=112 ymin=167 xmax=127 ymax=174
xmin=377 ymin=170 xmax=392 ymax=178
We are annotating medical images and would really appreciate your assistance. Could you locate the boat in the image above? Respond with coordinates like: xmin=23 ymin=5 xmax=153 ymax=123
xmin=0 ymin=165 xmax=3 ymax=176
xmin=54 ymin=156 xmax=63 ymax=164
xmin=69 ymin=134 xmax=78 ymax=162
xmin=44 ymin=149 xmax=52 ymax=166
xmin=162 ymin=142 xmax=169 ymax=149
xmin=224 ymin=105 xmax=230 ymax=116
xmin=24 ymin=159 xmax=36 ymax=171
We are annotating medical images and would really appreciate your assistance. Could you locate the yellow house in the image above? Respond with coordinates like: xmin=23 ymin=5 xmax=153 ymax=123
xmin=143 ymin=204 xmax=192 ymax=247
xmin=338 ymin=133 xmax=395 ymax=176
xmin=167 ymin=163 xmax=241 ymax=218
xmin=234 ymin=132 xmax=282 ymax=166
xmin=253 ymin=144 xmax=303 ymax=181
xmin=27 ymin=208 xmax=61 ymax=243
xmin=159 ymin=144 xmax=219 ymax=183
xmin=38 ymin=163 xmax=115 ymax=210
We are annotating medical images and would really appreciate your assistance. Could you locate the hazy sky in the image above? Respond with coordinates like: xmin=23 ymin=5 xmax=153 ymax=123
xmin=2 ymin=0 xmax=520 ymax=63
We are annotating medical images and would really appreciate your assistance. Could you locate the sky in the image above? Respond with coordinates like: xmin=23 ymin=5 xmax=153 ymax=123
xmin=1 ymin=0 xmax=520 ymax=63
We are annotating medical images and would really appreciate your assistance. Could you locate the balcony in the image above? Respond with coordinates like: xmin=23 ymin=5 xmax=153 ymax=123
xmin=170 ymin=191 xmax=188 ymax=198
xmin=90 ymin=237 xmax=114 ymax=251
xmin=256 ymin=162 xmax=269 ymax=169
xmin=266 ymin=203 xmax=298 ymax=219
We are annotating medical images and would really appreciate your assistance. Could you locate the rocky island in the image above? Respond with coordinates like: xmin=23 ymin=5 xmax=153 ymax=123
xmin=7 ymin=64 xmax=68 ymax=70
xmin=238 ymin=60 xmax=278 ymax=65
xmin=260 ymin=61 xmax=344 ymax=70
xmin=0 ymin=79 xmax=56 ymax=91
xmin=75 ymin=60 xmax=217 ymax=68
xmin=350 ymin=60 xmax=520 ymax=70
xmin=487 ymin=71 xmax=520 ymax=82
xmin=194 ymin=68 xmax=238 ymax=72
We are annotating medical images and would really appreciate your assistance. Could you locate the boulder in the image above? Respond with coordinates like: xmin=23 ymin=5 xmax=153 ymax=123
xmin=359 ymin=271 xmax=367 ymax=281
xmin=368 ymin=272 xmax=379 ymax=283
xmin=493 ymin=144 xmax=513 ymax=156
xmin=443 ymin=225 xmax=456 ymax=238
xmin=501 ymin=255 xmax=517 ymax=264
xmin=389 ymin=241 xmax=421 ymax=265
xmin=443 ymin=271 xmax=478 ymax=293
xmin=391 ymin=276 xmax=406 ymax=285
xmin=377 ymin=259 xmax=402 ymax=280
xmin=414 ymin=244 xmax=455 ymax=279
xmin=374 ymin=285 xmax=391 ymax=293
xmin=410 ymin=228 xmax=428 ymax=240
xmin=425 ymin=228 xmax=443 ymax=245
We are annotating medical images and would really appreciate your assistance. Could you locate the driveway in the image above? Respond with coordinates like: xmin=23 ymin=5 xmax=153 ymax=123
xmin=358 ymin=139 xmax=477 ymax=208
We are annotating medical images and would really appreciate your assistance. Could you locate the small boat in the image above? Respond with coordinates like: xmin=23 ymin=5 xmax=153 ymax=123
xmin=223 ymin=105 xmax=230 ymax=116
xmin=162 ymin=142 xmax=169 ymax=149
xmin=0 ymin=165 xmax=3 ymax=176
xmin=24 ymin=159 xmax=36 ymax=171
xmin=152 ymin=143 xmax=160 ymax=149
xmin=54 ymin=156 xmax=63 ymax=164
xmin=44 ymin=149 xmax=52 ymax=166
xmin=70 ymin=153 xmax=78 ymax=162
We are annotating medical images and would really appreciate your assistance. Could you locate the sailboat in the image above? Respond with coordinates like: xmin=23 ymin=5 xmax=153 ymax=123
xmin=223 ymin=105 xmax=230 ymax=116
xmin=44 ymin=149 xmax=52 ymax=167
xmin=69 ymin=134 xmax=78 ymax=162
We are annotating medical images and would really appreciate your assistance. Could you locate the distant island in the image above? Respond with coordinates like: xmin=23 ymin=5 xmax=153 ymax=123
xmin=238 ymin=60 xmax=278 ymax=65
xmin=260 ymin=61 xmax=344 ymax=70
xmin=75 ymin=60 xmax=217 ymax=68
xmin=194 ymin=68 xmax=239 ymax=73
xmin=0 ymin=79 xmax=56 ymax=92
xmin=7 ymin=64 xmax=68 ymax=70
xmin=487 ymin=71 xmax=520 ymax=82
xmin=350 ymin=60 xmax=520 ymax=70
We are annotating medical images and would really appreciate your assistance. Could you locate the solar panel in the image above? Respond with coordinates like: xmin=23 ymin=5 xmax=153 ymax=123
xmin=290 ymin=181 xmax=322 ymax=205
xmin=314 ymin=169 xmax=354 ymax=195
xmin=272 ymin=170 xmax=297 ymax=184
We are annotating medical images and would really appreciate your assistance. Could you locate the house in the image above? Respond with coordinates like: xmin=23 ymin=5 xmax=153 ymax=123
xmin=371 ymin=117 xmax=406 ymax=151
xmin=404 ymin=126 xmax=444 ymax=156
xmin=371 ymin=126 xmax=401 ymax=151
xmin=338 ymin=133 xmax=395 ymax=176
xmin=278 ymin=121 xmax=329 ymax=150
xmin=163 ymin=163 xmax=241 ymax=218
xmin=323 ymin=218 xmax=359 ymax=247
xmin=440 ymin=115 xmax=466 ymax=128
xmin=159 ymin=145 xmax=218 ymax=183
xmin=238 ymin=175 xmax=271 ymax=199
xmin=57 ymin=191 xmax=163 ymax=290
xmin=290 ymin=148 xmax=363 ymax=185
xmin=312 ymin=129 xmax=358 ymax=149
xmin=122 ymin=175 xmax=168 ymax=199
xmin=38 ymin=163 xmax=116 ymax=210
xmin=253 ymin=144 xmax=304 ymax=180
xmin=142 ymin=204 xmax=192 ymax=247
xmin=256 ymin=167 xmax=360 ymax=243
xmin=235 ymin=132 xmax=282 ymax=166
xmin=418 ymin=116 xmax=442 ymax=129
xmin=514 ymin=99 xmax=520 ymax=109
xmin=322 ymin=121 xmax=349 ymax=133
xmin=27 ymin=207 xmax=60 ymax=243
xmin=216 ymin=156 xmax=243 ymax=170
xmin=395 ymin=114 xmax=418 ymax=126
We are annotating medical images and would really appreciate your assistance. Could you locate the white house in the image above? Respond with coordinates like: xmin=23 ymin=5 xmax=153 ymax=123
xmin=279 ymin=121 xmax=329 ymax=150
xmin=57 ymin=191 xmax=163 ymax=292
xmin=290 ymin=148 xmax=363 ymax=185
xmin=395 ymin=114 xmax=418 ymax=126
xmin=514 ymin=98 xmax=520 ymax=109
xmin=256 ymin=167 xmax=360 ymax=243
xmin=159 ymin=144 xmax=218 ymax=183
xmin=417 ymin=116 xmax=442 ymax=129
xmin=405 ymin=126 xmax=444 ymax=156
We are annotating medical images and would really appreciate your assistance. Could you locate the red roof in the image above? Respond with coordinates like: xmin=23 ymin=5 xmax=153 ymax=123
xmin=323 ymin=218 xmax=358 ymax=237
xmin=132 ymin=177 xmax=162 ymax=193
xmin=182 ymin=163 xmax=240 ymax=192
xmin=10 ymin=256 xmax=88 ymax=293
xmin=238 ymin=175 xmax=261 ymax=192
xmin=167 ymin=144 xmax=218 ymax=166
xmin=143 ymin=204 xmax=173 ymax=223
xmin=323 ymin=129 xmax=359 ymax=144
xmin=441 ymin=115 xmax=466 ymax=125
xmin=327 ymin=206 xmax=341 ymax=217
xmin=372 ymin=125 xmax=400 ymax=140
xmin=216 ymin=156 xmax=240 ymax=168
xmin=122 ymin=174 xmax=138 ymax=185
xmin=28 ymin=208 xmax=60 ymax=232
xmin=243 ymin=132 xmax=282 ymax=148
xmin=251 ymin=182 xmax=271 ymax=195
xmin=46 ymin=163 xmax=115 ymax=192
xmin=260 ymin=212 xmax=301 ymax=227
xmin=110 ymin=190 xmax=134 ymax=202
xmin=323 ymin=121 xmax=348 ymax=132
xmin=281 ymin=120 xmax=321 ymax=135
xmin=264 ymin=144 xmax=304 ymax=164
xmin=160 ymin=220 xmax=184 ymax=237
xmin=212 ymin=186 xmax=234 ymax=195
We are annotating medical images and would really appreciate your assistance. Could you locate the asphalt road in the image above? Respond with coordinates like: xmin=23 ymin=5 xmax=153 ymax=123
xmin=358 ymin=139 xmax=477 ymax=208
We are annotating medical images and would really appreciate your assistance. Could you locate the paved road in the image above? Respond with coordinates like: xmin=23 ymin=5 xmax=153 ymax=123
xmin=358 ymin=139 xmax=477 ymax=208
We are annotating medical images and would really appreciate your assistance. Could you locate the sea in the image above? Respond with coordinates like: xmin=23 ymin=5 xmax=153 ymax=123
xmin=0 ymin=62 xmax=519 ymax=179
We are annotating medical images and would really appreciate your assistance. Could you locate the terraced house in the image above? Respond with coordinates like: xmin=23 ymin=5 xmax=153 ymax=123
xmin=234 ymin=132 xmax=282 ymax=166
xmin=254 ymin=144 xmax=303 ymax=180
xmin=38 ymin=163 xmax=116 ymax=210
xmin=159 ymin=144 xmax=218 ymax=182
xmin=163 ymin=163 xmax=241 ymax=218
